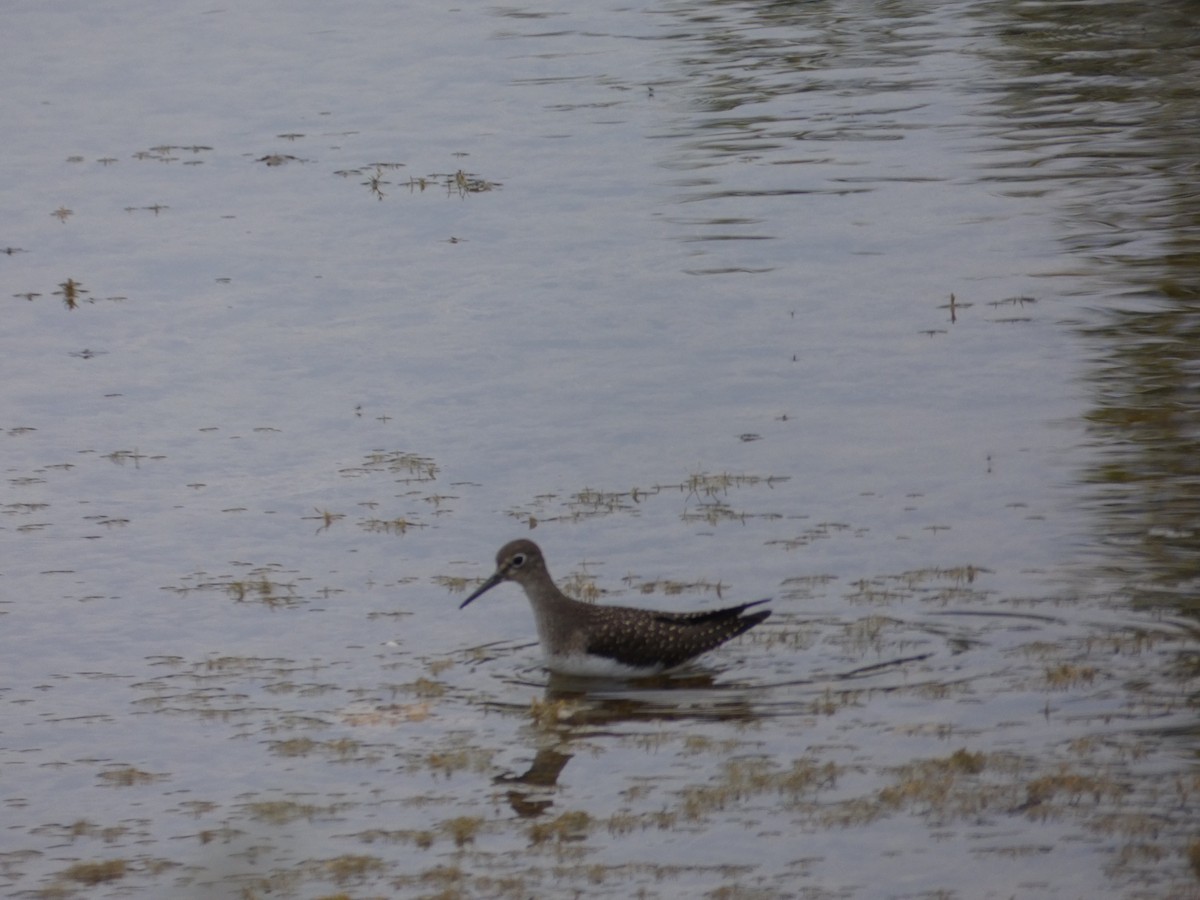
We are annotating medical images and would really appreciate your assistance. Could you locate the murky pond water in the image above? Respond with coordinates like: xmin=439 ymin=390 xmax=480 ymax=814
xmin=3 ymin=1 xmax=1199 ymax=898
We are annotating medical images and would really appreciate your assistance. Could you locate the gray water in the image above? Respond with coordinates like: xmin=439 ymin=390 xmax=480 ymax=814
xmin=2 ymin=1 xmax=1198 ymax=898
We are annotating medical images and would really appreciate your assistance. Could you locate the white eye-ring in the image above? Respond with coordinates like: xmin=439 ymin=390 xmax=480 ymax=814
xmin=510 ymin=553 xmax=527 ymax=568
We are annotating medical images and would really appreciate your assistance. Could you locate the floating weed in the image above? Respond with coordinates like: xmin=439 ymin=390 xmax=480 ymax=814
xmin=360 ymin=515 xmax=426 ymax=535
xmin=1044 ymin=662 xmax=1098 ymax=689
xmin=401 ymin=170 xmax=499 ymax=197
xmin=451 ymin=168 xmax=498 ymax=194
xmin=340 ymin=450 xmax=439 ymax=482
xmin=605 ymin=811 xmax=640 ymax=837
xmin=423 ymin=746 xmax=493 ymax=777
xmin=842 ymin=567 xmax=993 ymax=606
xmin=2 ymin=501 xmax=50 ymax=516
xmin=37 ymin=820 xmax=127 ymax=843
xmin=989 ymin=294 xmax=1037 ymax=307
xmin=54 ymin=278 xmax=87 ymax=308
xmin=681 ymin=501 xmax=749 ymax=525
xmin=432 ymin=574 xmax=472 ymax=593
xmin=1020 ymin=640 xmax=1064 ymax=659
xmin=1023 ymin=766 xmax=1126 ymax=808
xmin=810 ymin=687 xmax=863 ymax=716
xmin=779 ymin=573 xmax=838 ymax=600
xmin=104 ymin=448 xmax=164 ymax=466
xmin=890 ymin=565 xmax=993 ymax=597
xmin=268 ymin=737 xmax=319 ymax=757
xmin=350 ymin=827 xmax=436 ymax=848
xmin=413 ymin=830 xmax=436 ymax=851
xmin=833 ymin=614 xmax=897 ymax=654
xmin=304 ymin=508 xmax=346 ymax=532
xmin=366 ymin=594 xmax=419 ymax=619
xmin=441 ymin=815 xmax=484 ymax=847
xmin=681 ymin=471 xmax=791 ymax=498
xmin=1092 ymin=812 xmax=1167 ymax=844
xmin=572 ymin=487 xmax=641 ymax=514
xmin=679 ymin=757 xmax=838 ymax=821
xmin=915 ymin=679 xmax=969 ymax=701
xmin=84 ymin=514 xmax=130 ymax=528
xmin=831 ymin=749 xmax=1136 ymax=831
xmin=98 ymin=766 xmax=165 ymax=787
xmin=162 ymin=564 xmax=309 ymax=607
xmin=874 ymin=751 xmax=1008 ymax=822
xmin=362 ymin=166 xmax=390 ymax=199
xmin=267 ymin=739 xmax=364 ymax=763
xmin=618 ymin=783 xmax=656 ymax=804
xmin=528 ymin=810 xmax=591 ymax=846
xmin=683 ymin=735 xmax=716 ymax=754
xmin=390 ymin=677 xmax=446 ymax=699
xmin=243 ymin=799 xmax=340 ymax=825
xmin=508 ymin=488 xmax=640 ymax=524
xmin=753 ymin=618 xmax=816 ymax=651
xmin=505 ymin=471 xmax=788 ymax=525
xmin=325 ymin=853 xmax=385 ymax=883
xmin=257 ymin=153 xmax=302 ymax=166
xmin=132 ymin=144 xmax=212 ymax=162
xmin=558 ymin=571 xmax=602 ymax=603
xmin=412 ymin=863 xmax=466 ymax=892
xmin=682 ymin=735 xmax=755 ymax=758
xmin=767 ymin=522 xmax=854 ymax=551
xmin=605 ymin=809 xmax=681 ymax=836
xmin=61 ymin=859 xmax=126 ymax=884
xmin=339 ymin=702 xmax=432 ymax=726
xmin=623 ymin=576 xmax=728 ymax=597
xmin=1085 ymin=628 xmax=1167 ymax=657
xmin=423 ymin=493 xmax=458 ymax=510
xmin=227 ymin=572 xmax=300 ymax=607
xmin=325 ymin=738 xmax=370 ymax=761
xmin=201 ymin=654 xmax=290 ymax=673
xmin=946 ymin=748 xmax=986 ymax=774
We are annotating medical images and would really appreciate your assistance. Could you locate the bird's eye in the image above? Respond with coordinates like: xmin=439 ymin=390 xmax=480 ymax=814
xmin=510 ymin=553 xmax=526 ymax=568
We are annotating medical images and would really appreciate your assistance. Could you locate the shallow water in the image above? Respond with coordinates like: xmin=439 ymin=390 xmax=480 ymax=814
xmin=3 ymin=1 xmax=1199 ymax=898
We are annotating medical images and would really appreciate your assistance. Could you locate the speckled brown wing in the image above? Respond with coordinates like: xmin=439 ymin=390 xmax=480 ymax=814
xmin=583 ymin=600 xmax=771 ymax=671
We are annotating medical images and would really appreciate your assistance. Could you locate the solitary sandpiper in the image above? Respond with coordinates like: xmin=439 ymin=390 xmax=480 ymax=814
xmin=459 ymin=539 xmax=771 ymax=677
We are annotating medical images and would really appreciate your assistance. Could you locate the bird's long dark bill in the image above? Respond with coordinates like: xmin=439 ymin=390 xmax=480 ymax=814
xmin=460 ymin=572 xmax=504 ymax=609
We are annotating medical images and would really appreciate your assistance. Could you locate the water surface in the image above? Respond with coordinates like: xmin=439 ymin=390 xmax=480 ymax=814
xmin=2 ymin=1 xmax=1198 ymax=897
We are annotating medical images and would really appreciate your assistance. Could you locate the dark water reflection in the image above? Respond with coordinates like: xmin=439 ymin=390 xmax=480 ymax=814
xmin=977 ymin=2 xmax=1200 ymax=608
xmin=658 ymin=0 xmax=1200 ymax=616
xmin=658 ymin=0 xmax=969 ymax=199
